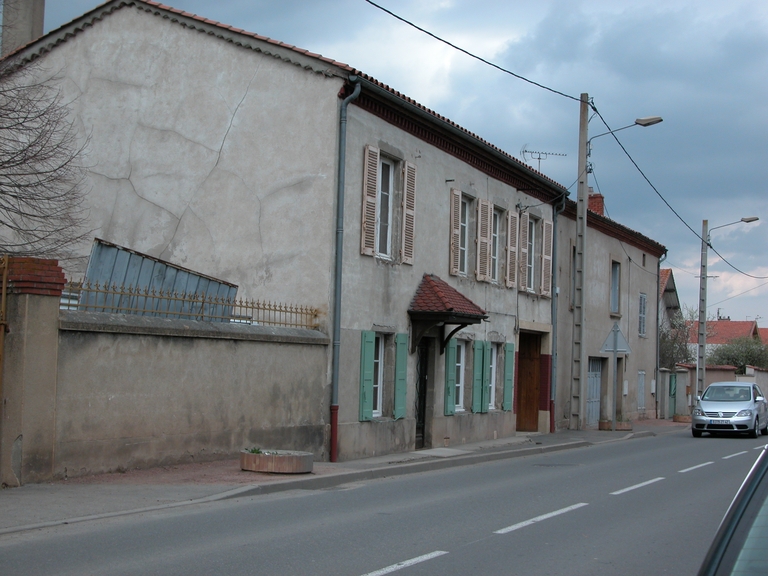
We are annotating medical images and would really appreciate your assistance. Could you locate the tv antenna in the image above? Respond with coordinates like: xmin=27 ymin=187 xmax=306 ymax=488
xmin=520 ymin=145 xmax=567 ymax=172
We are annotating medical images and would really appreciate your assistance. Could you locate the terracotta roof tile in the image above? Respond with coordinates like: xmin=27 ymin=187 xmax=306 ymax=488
xmin=687 ymin=320 xmax=759 ymax=345
xmin=659 ymin=268 xmax=671 ymax=300
xmin=409 ymin=274 xmax=486 ymax=317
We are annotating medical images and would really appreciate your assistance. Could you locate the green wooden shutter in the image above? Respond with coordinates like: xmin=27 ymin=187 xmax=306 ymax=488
xmin=444 ymin=339 xmax=456 ymax=416
xmin=359 ymin=331 xmax=375 ymax=421
xmin=480 ymin=341 xmax=491 ymax=413
xmin=472 ymin=340 xmax=484 ymax=413
xmin=503 ymin=342 xmax=515 ymax=411
xmin=394 ymin=333 xmax=408 ymax=420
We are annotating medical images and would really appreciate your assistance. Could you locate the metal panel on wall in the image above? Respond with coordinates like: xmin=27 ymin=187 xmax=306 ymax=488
xmin=83 ymin=239 xmax=238 ymax=320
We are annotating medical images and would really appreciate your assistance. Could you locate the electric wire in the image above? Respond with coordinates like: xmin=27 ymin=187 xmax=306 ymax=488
xmin=366 ymin=0 xmax=768 ymax=287
xmin=364 ymin=0 xmax=581 ymax=103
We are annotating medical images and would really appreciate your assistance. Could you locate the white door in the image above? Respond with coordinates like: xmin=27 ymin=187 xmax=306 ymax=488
xmin=587 ymin=358 xmax=602 ymax=427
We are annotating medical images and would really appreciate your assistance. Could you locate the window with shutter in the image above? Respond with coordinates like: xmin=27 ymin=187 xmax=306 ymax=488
xmin=401 ymin=162 xmax=416 ymax=265
xmin=502 ymin=342 xmax=515 ymax=411
xmin=476 ymin=200 xmax=492 ymax=281
xmin=449 ymin=189 xmax=462 ymax=276
xmin=519 ymin=212 xmax=530 ymax=291
xmin=638 ymin=293 xmax=647 ymax=336
xmin=394 ymin=333 xmax=408 ymax=419
xmin=491 ymin=210 xmax=500 ymax=282
xmin=506 ymin=211 xmax=518 ymax=288
xmin=359 ymin=331 xmax=375 ymax=421
xmin=361 ymin=146 xmax=379 ymax=256
xmin=541 ymin=220 xmax=553 ymax=297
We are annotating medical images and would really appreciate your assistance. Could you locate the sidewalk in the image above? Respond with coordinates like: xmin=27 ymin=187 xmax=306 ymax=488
xmin=0 ymin=419 xmax=688 ymax=535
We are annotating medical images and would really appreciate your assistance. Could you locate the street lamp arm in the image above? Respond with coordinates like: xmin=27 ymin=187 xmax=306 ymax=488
xmin=588 ymin=117 xmax=664 ymax=144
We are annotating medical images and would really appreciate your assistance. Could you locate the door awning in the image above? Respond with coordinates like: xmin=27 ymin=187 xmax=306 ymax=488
xmin=408 ymin=274 xmax=487 ymax=354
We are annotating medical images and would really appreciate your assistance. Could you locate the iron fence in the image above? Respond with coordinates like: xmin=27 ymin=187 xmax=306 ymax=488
xmin=61 ymin=281 xmax=319 ymax=330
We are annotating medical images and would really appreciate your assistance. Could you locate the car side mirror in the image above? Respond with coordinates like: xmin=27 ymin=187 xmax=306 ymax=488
xmin=757 ymin=396 xmax=765 ymax=402
xmin=697 ymin=395 xmax=702 ymax=402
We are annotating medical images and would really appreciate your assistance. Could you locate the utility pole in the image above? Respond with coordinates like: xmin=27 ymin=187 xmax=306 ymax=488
xmin=696 ymin=220 xmax=708 ymax=402
xmin=570 ymin=93 xmax=589 ymax=430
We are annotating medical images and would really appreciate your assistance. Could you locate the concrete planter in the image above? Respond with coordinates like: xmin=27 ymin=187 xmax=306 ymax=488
xmin=240 ymin=450 xmax=313 ymax=474
xmin=599 ymin=420 xmax=632 ymax=431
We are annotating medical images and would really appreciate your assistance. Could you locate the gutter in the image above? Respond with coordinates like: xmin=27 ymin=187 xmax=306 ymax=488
xmin=330 ymin=76 xmax=361 ymax=463
xmin=355 ymin=77 xmax=568 ymax=201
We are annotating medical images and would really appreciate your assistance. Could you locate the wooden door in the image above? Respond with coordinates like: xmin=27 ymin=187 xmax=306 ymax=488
xmin=518 ymin=333 xmax=541 ymax=432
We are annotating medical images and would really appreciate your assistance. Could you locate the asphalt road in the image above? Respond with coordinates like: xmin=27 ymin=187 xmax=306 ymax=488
xmin=0 ymin=428 xmax=764 ymax=575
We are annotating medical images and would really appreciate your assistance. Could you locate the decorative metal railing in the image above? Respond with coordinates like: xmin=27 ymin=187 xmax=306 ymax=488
xmin=60 ymin=281 xmax=319 ymax=330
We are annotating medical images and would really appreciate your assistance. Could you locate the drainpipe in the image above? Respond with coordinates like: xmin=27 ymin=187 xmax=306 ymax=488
xmin=550 ymin=194 xmax=567 ymax=433
xmin=330 ymin=76 xmax=361 ymax=463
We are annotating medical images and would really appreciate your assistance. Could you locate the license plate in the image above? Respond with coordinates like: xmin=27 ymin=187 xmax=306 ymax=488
xmin=710 ymin=419 xmax=730 ymax=425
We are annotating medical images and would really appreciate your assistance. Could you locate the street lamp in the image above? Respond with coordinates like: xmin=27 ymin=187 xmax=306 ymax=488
xmin=570 ymin=93 xmax=662 ymax=430
xmin=696 ymin=216 xmax=760 ymax=399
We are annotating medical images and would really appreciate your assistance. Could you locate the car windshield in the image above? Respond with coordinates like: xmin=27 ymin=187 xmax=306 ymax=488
xmin=702 ymin=385 xmax=752 ymax=402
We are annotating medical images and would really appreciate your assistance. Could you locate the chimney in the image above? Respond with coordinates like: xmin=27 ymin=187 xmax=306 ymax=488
xmin=1 ymin=0 xmax=45 ymax=57
xmin=588 ymin=187 xmax=605 ymax=216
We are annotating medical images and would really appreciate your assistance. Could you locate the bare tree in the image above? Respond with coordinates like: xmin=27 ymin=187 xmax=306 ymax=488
xmin=0 ymin=59 xmax=88 ymax=259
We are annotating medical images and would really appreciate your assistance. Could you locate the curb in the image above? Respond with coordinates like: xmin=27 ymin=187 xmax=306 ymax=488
xmin=0 ymin=432 xmax=661 ymax=536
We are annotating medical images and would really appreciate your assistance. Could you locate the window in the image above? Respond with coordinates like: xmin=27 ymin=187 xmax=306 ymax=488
xmin=376 ymin=159 xmax=393 ymax=257
xmin=488 ymin=343 xmax=498 ymax=410
xmin=450 ymin=189 xmax=471 ymax=276
xmin=610 ymin=261 xmax=621 ymax=314
xmin=372 ymin=334 xmax=384 ymax=417
xmin=524 ymin=214 xmax=536 ymax=290
xmin=517 ymin=213 xmax=553 ymax=296
xmin=638 ymin=293 xmax=647 ymax=336
xmin=360 ymin=331 xmax=407 ymax=421
xmin=491 ymin=210 xmax=500 ymax=282
xmin=361 ymin=145 xmax=416 ymax=264
xmin=455 ymin=341 xmax=465 ymax=411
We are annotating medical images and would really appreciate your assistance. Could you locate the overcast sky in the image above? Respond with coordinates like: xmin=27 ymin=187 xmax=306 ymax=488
xmin=44 ymin=0 xmax=768 ymax=326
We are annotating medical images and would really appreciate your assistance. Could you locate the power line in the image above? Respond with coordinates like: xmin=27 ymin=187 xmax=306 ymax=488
xmin=364 ymin=0 xmax=581 ymax=103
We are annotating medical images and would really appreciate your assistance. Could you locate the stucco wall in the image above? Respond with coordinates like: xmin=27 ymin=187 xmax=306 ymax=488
xmin=51 ymin=313 xmax=329 ymax=478
xmin=30 ymin=5 xmax=342 ymax=315
xmin=555 ymin=214 xmax=661 ymax=428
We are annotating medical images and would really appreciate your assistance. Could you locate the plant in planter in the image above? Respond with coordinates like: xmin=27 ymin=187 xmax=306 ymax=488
xmin=240 ymin=447 xmax=313 ymax=474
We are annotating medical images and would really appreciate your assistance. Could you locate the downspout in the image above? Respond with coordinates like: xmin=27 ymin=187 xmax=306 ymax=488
xmin=550 ymin=194 xmax=567 ymax=433
xmin=656 ymin=251 xmax=667 ymax=419
xmin=330 ymin=76 xmax=361 ymax=463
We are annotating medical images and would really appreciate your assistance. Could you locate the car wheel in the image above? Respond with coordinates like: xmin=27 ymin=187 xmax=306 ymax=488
xmin=692 ymin=428 xmax=703 ymax=438
xmin=750 ymin=418 xmax=759 ymax=439
xmin=762 ymin=422 xmax=768 ymax=436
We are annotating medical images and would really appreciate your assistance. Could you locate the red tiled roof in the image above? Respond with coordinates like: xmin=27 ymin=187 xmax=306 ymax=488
xmin=659 ymin=269 xmax=671 ymax=301
xmin=687 ymin=320 xmax=759 ymax=345
xmin=759 ymin=328 xmax=768 ymax=343
xmin=409 ymin=274 xmax=486 ymax=317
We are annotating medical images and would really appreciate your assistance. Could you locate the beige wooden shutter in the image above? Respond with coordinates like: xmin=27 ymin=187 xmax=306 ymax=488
xmin=449 ymin=188 xmax=461 ymax=275
xmin=505 ymin=211 xmax=518 ymax=288
xmin=519 ymin=212 xmax=529 ymax=291
xmin=541 ymin=220 xmax=553 ymax=297
xmin=361 ymin=145 xmax=379 ymax=256
xmin=476 ymin=199 xmax=492 ymax=281
xmin=401 ymin=161 xmax=416 ymax=265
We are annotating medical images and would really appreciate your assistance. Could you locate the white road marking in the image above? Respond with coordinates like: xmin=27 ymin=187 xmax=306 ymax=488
xmin=679 ymin=462 xmax=714 ymax=473
xmin=610 ymin=477 xmax=665 ymax=495
xmin=723 ymin=451 xmax=748 ymax=459
xmin=361 ymin=551 xmax=449 ymax=576
xmin=494 ymin=503 xmax=589 ymax=534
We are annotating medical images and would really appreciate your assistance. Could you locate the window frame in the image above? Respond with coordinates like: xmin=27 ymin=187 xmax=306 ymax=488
xmin=372 ymin=334 xmax=384 ymax=417
xmin=638 ymin=292 xmax=647 ymax=336
xmin=376 ymin=157 xmax=394 ymax=258
xmin=488 ymin=343 xmax=498 ymax=410
xmin=459 ymin=196 xmax=469 ymax=275
xmin=455 ymin=340 xmax=466 ymax=411
xmin=491 ymin=209 xmax=500 ymax=282
xmin=610 ymin=260 xmax=621 ymax=315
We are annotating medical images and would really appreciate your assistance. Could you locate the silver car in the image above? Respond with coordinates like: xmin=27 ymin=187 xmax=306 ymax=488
xmin=692 ymin=382 xmax=768 ymax=438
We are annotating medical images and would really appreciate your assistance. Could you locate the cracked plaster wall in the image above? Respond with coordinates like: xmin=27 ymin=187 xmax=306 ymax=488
xmin=34 ymin=7 xmax=340 ymax=313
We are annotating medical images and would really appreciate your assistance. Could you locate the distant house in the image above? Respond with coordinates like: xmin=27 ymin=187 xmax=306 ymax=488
xmin=658 ymin=268 xmax=681 ymax=332
xmin=688 ymin=319 xmax=760 ymax=358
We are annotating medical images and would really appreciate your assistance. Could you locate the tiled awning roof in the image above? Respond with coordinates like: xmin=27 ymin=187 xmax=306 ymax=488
xmin=409 ymin=274 xmax=486 ymax=319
